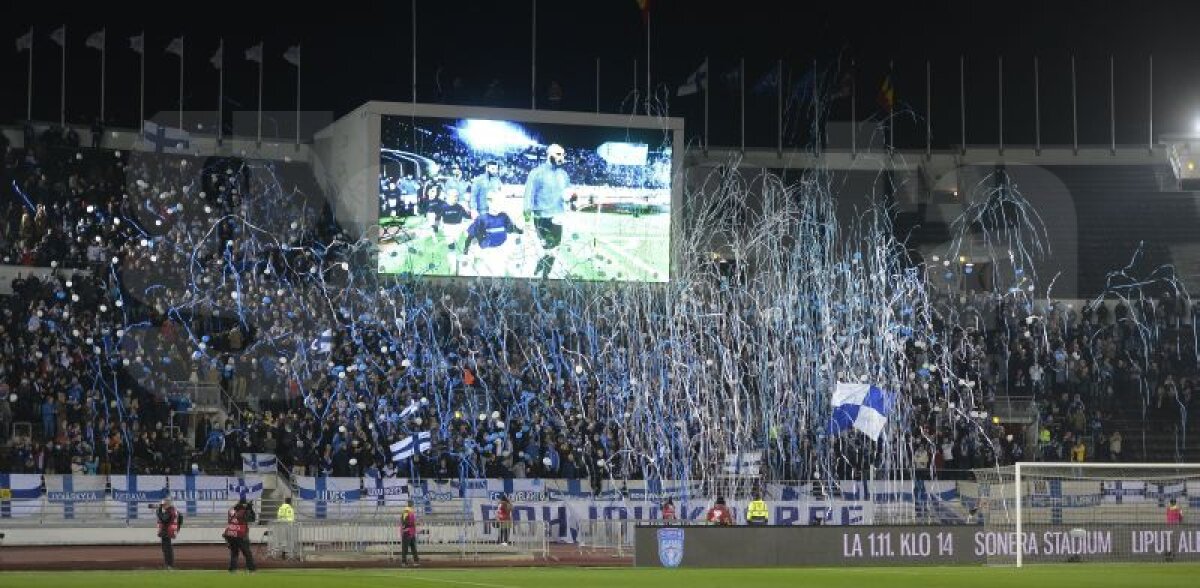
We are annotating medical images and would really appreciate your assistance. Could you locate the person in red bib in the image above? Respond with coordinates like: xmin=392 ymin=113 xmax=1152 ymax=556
xmin=1167 ymin=498 xmax=1184 ymax=524
xmin=706 ymin=496 xmax=733 ymax=526
xmin=496 ymin=494 xmax=513 ymax=545
xmin=400 ymin=500 xmax=420 ymax=567
xmin=222 ymin=498 xmax=257 ymax=573
xmin=1166 ymin=498 xmax=1184 ymax=561
xmin=661 ymin=498 xmax=676 ymax=521
xmin=155 ymin=498 xmax=183 ymax=570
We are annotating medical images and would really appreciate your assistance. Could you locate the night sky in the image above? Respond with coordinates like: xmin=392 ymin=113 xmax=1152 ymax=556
xmin=7 ymin=1 xmax=1200 ymax=149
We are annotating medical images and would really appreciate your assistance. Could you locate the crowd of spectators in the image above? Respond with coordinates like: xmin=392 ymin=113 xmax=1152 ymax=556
xmin=1 ymin=129 xmax=1197 ymax=487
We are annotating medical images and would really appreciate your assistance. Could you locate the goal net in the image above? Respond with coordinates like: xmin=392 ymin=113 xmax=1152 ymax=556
xmin=972 ymin=463 xmax=1200 ymax=566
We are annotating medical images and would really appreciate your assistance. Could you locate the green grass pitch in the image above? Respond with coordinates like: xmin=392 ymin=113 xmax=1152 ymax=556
xmin=4 ymin=565 xmax=1199 ymax=588
xmin=377 ymin=204 xmax=670 ymax=282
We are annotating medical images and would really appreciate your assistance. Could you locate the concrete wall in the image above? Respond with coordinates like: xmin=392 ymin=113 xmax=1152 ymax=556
xmin=1 ymin=526 xmax=268 ymax=547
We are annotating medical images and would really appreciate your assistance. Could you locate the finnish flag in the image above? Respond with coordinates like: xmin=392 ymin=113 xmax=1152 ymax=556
xmin=390 ymin=432 xmax=432 ymax=462
xmin=828 ymin=382 xmax=894 ymax=441
xmin=310 ymin=328 xmax=334 ymax=354
xmin=142 ymin=121 xmax=191 ymax=153
xmin=398 ymin=400 xmax=420 ymax=420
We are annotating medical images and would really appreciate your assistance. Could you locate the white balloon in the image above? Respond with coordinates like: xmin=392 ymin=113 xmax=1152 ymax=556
xmin=349 ymin=458 xmax=358 ymax=466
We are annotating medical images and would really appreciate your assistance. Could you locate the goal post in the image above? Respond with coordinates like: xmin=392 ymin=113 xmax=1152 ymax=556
xmin=972 ymin=463 xmax=1200 ymax=567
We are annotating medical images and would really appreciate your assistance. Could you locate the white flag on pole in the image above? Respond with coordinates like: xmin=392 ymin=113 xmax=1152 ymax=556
xmin=86 ymin=30 xmax=105 ymax=51
xmin=16 ymin=29 xmax=33 ymax=52
xmin=166 ymin=37 xmax=184 ymax=57
xmin=49 ymin=26 xmax=66 ymax=47
xmin=283 ymin=45 xmax=300 ymax=67
xmin=210 ymin=45 xmax=223 ymax=69
xmin=245 ymin=42 xmax=263 ymax=63
xmin=129 ymin=34 xmax=144 ymax=54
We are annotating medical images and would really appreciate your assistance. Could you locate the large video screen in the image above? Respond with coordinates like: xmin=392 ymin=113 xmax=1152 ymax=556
xmin=377 ymin=114 xmax=673 ymax=281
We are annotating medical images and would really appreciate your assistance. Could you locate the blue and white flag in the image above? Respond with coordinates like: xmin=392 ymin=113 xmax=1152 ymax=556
xmin=828 ymin=382 xmax=894 ymax=441
xmin=1 ymin=473 xmax=47 ymax=518
xmin=241 ymin=453 xmax=277 ymax=473
xmin=390 ymin=432 xmax=432 ymax=462
xmin=310 ymin=328 xmax=333 ymax=354
xmin=142 ymin=120 xmax=190 ymax=153
xmin=676 ymin=59 xmax=709 ymax=97
xmin=398 ymin=400 xmax=420 ymax=420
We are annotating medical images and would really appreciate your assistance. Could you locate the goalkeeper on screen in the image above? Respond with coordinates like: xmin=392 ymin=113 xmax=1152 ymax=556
xmin=523 ymin=143 xmax=570 ymax=279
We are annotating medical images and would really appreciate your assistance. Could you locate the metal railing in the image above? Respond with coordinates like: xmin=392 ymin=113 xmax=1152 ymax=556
xmin=169 ymin=381 xmax=223 ymax=411
xmin=281 ymin=519 xmax=549 ymax=561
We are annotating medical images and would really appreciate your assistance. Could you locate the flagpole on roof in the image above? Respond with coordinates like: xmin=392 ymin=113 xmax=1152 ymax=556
xmin=632 ymin=59 xmax=638 ymax=115
xmin=100 ymin=29 xmax=106 ymax=123
xmin=739 ymin=57 xmax=745 ymax=154
xmin=179 ymin=37 xmax=185 ymax=130
xmin=851 ymin=58 xmax=856 ymax=158
xmin=1034 ymin=56 xmax=1040 ymax=155
xmin=1109 ymin=54 xmax=1116 ymax=156
xmin=531 ymin=0 xmax=537 ymax=110
xmin=998 ymin=55 xmax=1004 ymax=156
xmin=925 ymin=58 xmax=931 ymax=159
xmin=645 ymin=9 xmax=651 ymax=116
xmin=595 ymin=57 xmax=601 ymax=113
xmin=959 ymin=55 xmax=966 ymax=156
xmin=777 ymin=59 xmax=783 ymax=158
xmin=218 ymin=38 xmax=224 ymax=145
xmin=26 ymin=26 xmax=34 ymax=121
xmin=813 ymin=57 xmax=820 ymax=156
xmin=411 ymin=0 xmax=418 ymax=103
xmin=703 ymin=56 xmax=709 ymax=156
xmin=60 ymin=25 xmax=67 ymax=128
xmin=1071 ymin=54 xmax=1078 ymax=155
xmin=887 ymin=59 xmax=894 ymax=154
xmin=295 ymin=45 xmax=302 ymax=148
xmin=258 ymin=45 xmax=264 ymax=146
xmin=139 ymin=33 xmax=145 ymax=129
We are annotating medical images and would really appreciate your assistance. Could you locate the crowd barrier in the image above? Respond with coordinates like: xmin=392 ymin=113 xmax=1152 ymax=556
xmin=268 ymin=519 xmax=549 ymax=561
xmin=3 ymin=475 xmax=1197 ymax=533
xmin=0 ymin=474 xmax=266 ymax=523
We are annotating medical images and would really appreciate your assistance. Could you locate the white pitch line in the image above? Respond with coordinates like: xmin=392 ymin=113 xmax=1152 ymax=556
xmin=325 ymin=571 xmax=517 ymax=588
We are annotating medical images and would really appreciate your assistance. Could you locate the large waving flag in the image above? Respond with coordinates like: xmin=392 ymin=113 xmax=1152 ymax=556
xmin=676 ymin=59 xmax=708 ymax=97
xmin=390 ymin=432 xmax=432 ymax=462
xmin=829 ymin=381 xmax=894 ymax=441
